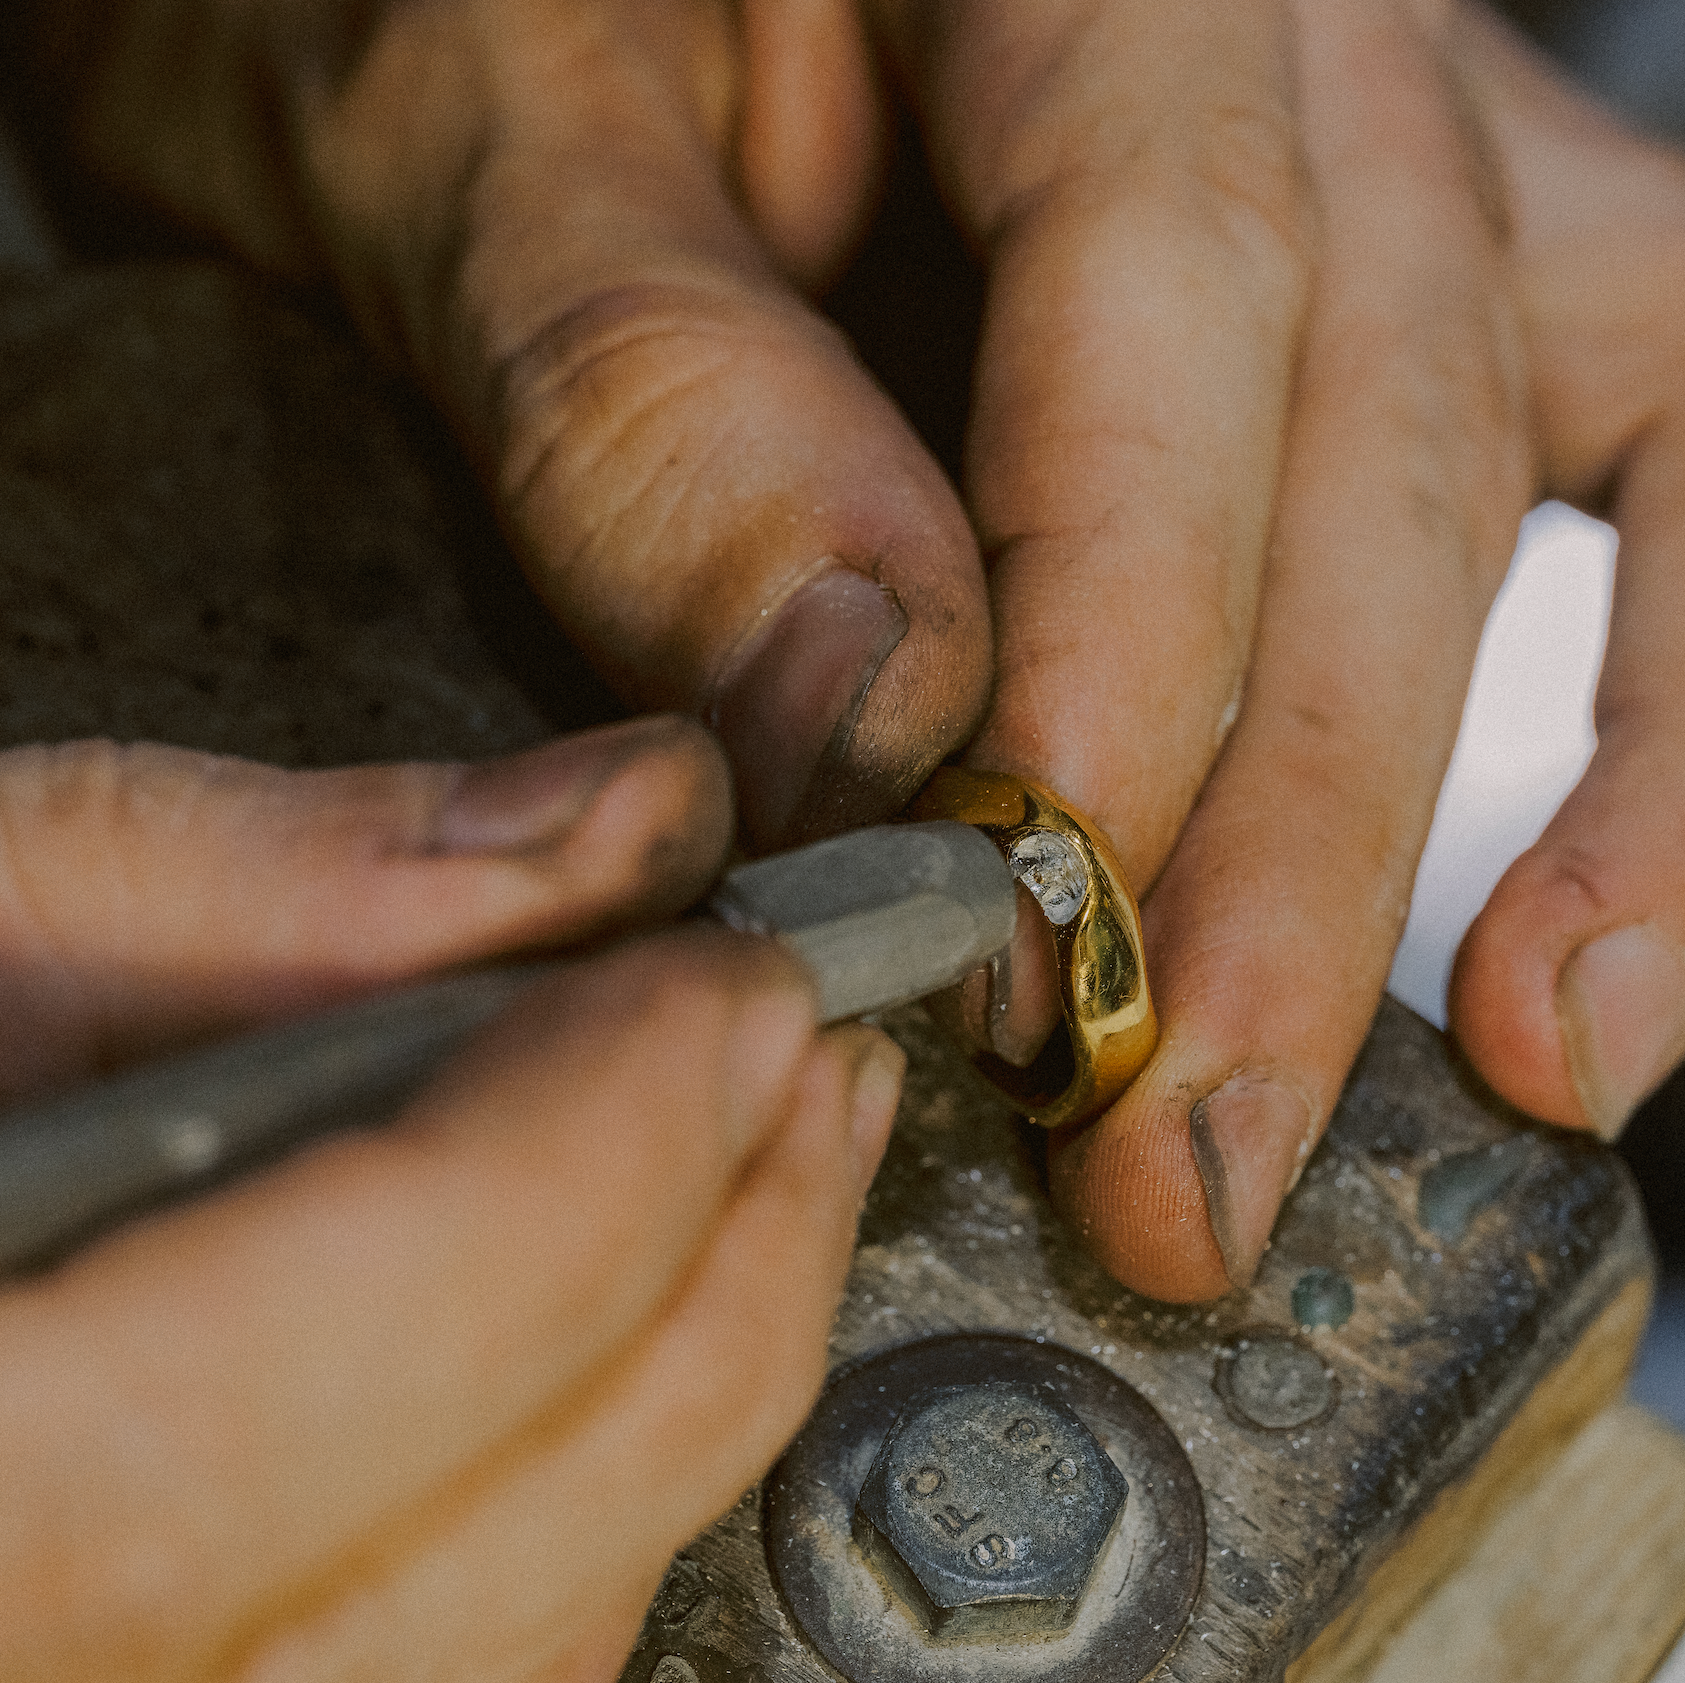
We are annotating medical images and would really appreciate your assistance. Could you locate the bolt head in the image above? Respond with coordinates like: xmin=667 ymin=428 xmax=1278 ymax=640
xmin=1216 ymin=1332 xmax=1337 ymax=1431
xmin=852 ymin=1381 xmax=1128 ymax=1639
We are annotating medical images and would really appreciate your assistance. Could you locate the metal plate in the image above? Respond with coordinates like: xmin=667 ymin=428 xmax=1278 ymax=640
xmin=765 ymin=1334 xmax=1205 ymax=1683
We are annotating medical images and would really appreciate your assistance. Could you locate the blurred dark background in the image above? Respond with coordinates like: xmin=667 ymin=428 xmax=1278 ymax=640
xmin=1504 ymin=0 xmax=1685 ymax=141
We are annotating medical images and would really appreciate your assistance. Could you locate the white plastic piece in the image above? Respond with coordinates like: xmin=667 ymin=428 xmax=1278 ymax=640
xmin=1388 ymin=503 xmax=1617 ymax=1028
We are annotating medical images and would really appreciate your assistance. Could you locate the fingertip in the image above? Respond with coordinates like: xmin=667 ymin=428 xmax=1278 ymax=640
xmin=479 ymin=921 xmax=821 ymax=1163
xmin=1448 ymin=823 xmax=1685 ymax=1136
xmin=557 ymin=716 xmax=736 ymax=919
xmin=989 ymin=891 xmax=1064 ymax=1067
xmin=434 ymin=716 xmax=736 ymax=940
xmin=811 ymin=543 xmax=993 ymax=843
xmin=737 ymin=0 xmax=886 ymax=289
xmin=644 ymin=918 xmax=821 ymax=1034
xmin=713 ymin=538 xmax=992 ymax=853
xmin=478 ymin=250 xmax=990 ymax=861
xmin=441 ymin=715 xmax=729 ymax=848
xmin=719 ymin=945 xmax=828 ymax=1154
xmin=1186 ymin=1073 xmax=1314 ymax=1287
xmin=1555 ymin=924 xmax=1685 ymax=1140
xmin=923 ymin=883 xmax=1061 ymax=1067
xmin=1446 ymin=852 xmax=1577 ymax=1126
xmin=833 ymin=1024 xmax=906 ymax=1195
xmin=770 ymin=1021 xmax=906 ymax=1216
xmin=1047 ymin=1065 xmax=1235 ymax=1305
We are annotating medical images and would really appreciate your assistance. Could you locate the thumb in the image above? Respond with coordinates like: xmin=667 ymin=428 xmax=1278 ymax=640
xmin=298 ymin=0 xmax=990 ymax=850
xmin=0 ymin=716 xmax=731 ymax=1101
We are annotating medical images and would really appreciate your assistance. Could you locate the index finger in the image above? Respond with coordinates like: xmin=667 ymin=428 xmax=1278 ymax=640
xmin=295 ymin=0 xmax=993 ymax=850
xmin=869 ymin=0 xmax=1313 ymax=873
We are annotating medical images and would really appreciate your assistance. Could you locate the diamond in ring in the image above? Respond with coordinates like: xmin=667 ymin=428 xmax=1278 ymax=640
xmin=1007 ymin=830 xmax=1089 ymax=926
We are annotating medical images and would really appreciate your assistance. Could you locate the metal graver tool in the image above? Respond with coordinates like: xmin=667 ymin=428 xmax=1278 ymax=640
xmin=0 ymin=821 xmax=1014 ymax=1274
xmin=709 ymin=821 xmax=1014 ymax=1023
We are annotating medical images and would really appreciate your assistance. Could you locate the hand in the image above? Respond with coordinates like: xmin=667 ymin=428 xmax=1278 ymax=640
xmin=11 ymin=0 xmax=993 ymax=853
xmin=877 ymin=0 xmax=1532 ymax=1299
xmin=13 ymin=0 xmax=1601 ymax=1306
xmin=1444 ymin=6 xmax=1685 ymax=1145
xmin=899 ymin=2 xmax=1685 ymax=1298
xmin=0 ymin=719 xmax=904 ymax=1680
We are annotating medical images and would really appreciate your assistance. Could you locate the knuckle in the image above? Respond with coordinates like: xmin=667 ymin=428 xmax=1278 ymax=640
xmin=2 ymin=738 xmax=124 ymax=822
xmin=477 ymin=278 xmax=845 ymax=701
xmin=983 ymin=101 xmax=1314 ymax=331
xmin=0 ymin=741 xmax=153 ymax=918
xmin=486 ymin=279 xmax=814 ymax=516
xmin=1310 ymin=299 xmax=1530 ymax=582
xmin=1514 ymin=840 xmax=1617 ymax=923
xmin=489 ymin=281 xmax=719 ymax=503
xmin=1179 ymin=101 xmax=1317 ymax=306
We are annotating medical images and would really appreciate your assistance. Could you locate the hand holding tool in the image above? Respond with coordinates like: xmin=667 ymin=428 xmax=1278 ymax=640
xmin=0 ymin=821 xmax=1015 ymax=1273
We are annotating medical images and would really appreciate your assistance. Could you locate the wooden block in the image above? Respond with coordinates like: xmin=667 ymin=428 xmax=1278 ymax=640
xmin=1349 ymin=1403 xmax=1685 ymax=1683
xmin=1289 ymin=1282 xmax=1655 ymax=1683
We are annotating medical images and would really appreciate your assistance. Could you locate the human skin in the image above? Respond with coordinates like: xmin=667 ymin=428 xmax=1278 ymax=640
xmin=0 ymin=718 xmax=906 ymax=1680
xmin=5 ymin=0 xmax=1682 ymax=1306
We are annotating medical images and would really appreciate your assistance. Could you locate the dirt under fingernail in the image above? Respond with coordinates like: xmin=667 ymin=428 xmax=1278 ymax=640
xmin=711 ymin=567 xmax=907 ymax=851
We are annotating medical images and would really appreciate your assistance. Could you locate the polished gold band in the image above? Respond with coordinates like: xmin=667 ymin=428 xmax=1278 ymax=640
xmin=910 ymin=767 xmax=1158 ymax=1130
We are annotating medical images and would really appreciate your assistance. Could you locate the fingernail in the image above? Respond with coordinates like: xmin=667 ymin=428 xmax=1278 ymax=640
xmin=923 ymin=966 xmax=992 ymax=1058
xmin=988 ymin=885 xmax=1063 ymax=1068
xmin=986 ymin=958 xmax=1043 ymax=1068
xmin=435 ymin=716 xmax=689 ymax=856
xmin=711 ymin=568 xmax=907 ymax=850
xmin=847 ymin=1028 xmax=907 ymax=1195
xmin=984 ymin=948 xmax=1030 ymax=1065
xmin=926 ymin=944 xmax=1046 ymax=1069
xmin=1556 ymin=924 xmax=1685 ymax=1141
xmin=1188 ymin=1074 xmax=1314 ymax=1291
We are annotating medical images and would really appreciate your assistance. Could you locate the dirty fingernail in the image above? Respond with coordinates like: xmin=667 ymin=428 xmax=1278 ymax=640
xmin=1188 ymin=1075 xmax=1314 ymax=1291
xmin=711 ymin=568 xmax=907 ymax=850
xmin=435 ymin=716 xmax=692 ymax=856
xmin=847 ymin=1028 xmax=907 ymax=1195
xmin=1556 ymin=923 xmax=1685 ymax=1141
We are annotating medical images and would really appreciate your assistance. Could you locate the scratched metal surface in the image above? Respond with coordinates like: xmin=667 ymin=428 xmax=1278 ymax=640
xmin=622 ymin=999 xmax=1650 ymax=1683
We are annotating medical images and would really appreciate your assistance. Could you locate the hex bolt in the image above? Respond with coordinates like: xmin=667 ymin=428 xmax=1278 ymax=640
xmin=852 ymin=1380 xmax=1128 ymax=1640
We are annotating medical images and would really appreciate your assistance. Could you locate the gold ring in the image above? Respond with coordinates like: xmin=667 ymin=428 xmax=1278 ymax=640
xmin=910 ymin=767 xmax=1158 ymax=1129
